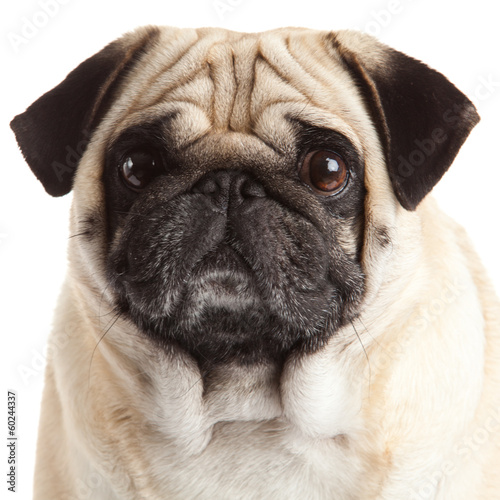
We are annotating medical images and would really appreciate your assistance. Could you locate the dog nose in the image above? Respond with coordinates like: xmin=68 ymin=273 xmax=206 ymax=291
xmin=191 ymin=170 xmax=266 ymax=212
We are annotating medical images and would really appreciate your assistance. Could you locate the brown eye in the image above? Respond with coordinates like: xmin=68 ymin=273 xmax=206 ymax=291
xmin=300 ymin=150 xmax=349 ymax=195
xmin=120 ymin=150 xmax=160 ymax=190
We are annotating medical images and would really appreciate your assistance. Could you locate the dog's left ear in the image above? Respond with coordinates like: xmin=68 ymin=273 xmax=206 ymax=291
xmin=330 ymin=31 xmax=480 ymax=210
xmin=10 ymin=26 xmax=160 ymax=197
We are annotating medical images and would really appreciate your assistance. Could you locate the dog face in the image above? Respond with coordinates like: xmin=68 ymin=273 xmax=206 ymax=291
xmin=11 ymin=27 xmax=479 ymax=368
xmin=104 ymin=117 xmax=366 ymax=366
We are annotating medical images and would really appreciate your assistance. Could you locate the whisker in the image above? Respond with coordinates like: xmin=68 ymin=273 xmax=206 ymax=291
xmin=350 ymin=319 xmax=371 ymax=398
xmin=87 ymin=311 xmax=122 ymax=393
xmin=97 ymin=280 xmax=119 ymax=322
xmin=114 ymin=210 xmax=159 ymax=220
xmin=358 ymin=318 xmax=393 ymax=355
xmin=68 ymin=231 xmax=90 ymax=239
xmin=169 ymin=375 xmax=205 ymax=400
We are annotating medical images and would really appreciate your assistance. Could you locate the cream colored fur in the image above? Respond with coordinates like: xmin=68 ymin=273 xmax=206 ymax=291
xmin=33 ymin=27 xmax=500 ymax=499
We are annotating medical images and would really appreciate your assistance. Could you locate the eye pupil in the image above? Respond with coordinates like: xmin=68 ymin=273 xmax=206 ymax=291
xmin=301 ymin=150 xmax=348 ymax=195
xmin=120 ymin=151 xmax=158 ymax=190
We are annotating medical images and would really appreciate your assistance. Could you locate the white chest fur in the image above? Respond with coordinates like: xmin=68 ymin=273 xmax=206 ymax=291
xmin=60 ymin=311 xmax=371 ymax=499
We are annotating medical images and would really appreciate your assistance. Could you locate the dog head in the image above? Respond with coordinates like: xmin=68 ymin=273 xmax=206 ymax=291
xmin=11 ymin=27 xmax=479 ymax=368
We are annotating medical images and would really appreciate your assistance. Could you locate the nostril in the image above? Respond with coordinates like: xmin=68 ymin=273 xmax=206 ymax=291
xmin=192 ymin=177 xmax=220 ymax=196
xmin=191 ymin=170 xmax=266 ymax=211
xmin=240 ymin=179 xmax=266 ymax=198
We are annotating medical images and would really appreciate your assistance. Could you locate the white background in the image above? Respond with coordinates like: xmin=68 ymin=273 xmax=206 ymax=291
xmin=2 ymin=0 xmax=499 ymax=497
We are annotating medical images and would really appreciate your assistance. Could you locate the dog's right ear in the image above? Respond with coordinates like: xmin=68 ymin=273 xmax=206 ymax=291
xmin=10 ymin=26 xmax=160 ymax=197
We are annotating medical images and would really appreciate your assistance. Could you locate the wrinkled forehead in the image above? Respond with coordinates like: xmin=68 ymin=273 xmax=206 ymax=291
xmin=104 ymin=27 xmax=371 ymax=154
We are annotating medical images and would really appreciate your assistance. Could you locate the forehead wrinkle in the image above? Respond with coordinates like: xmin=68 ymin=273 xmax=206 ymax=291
xmin=206 ymin=42 xmax=237 ymax=132
xmin=122 ymin=31 xmax=200 ymax=115
xmin=248 ymin=32 xmax=369 ymax=155
xmin=124 ymin=30 xmax=228 ymax=118
xmin=109 ymin=28 xmax=367 ymax=162
xmin=250 ymin=55 xmax=313 ymax=126
xmin=248 ymin=34 xmax=350 ymax=142
xmin=255 ymin=34 xmax=334 ymax=111
xmin=285 ymin=33 xmax=345 ymax=92
xmin=229 ymin=36 xmax=260 ymax=133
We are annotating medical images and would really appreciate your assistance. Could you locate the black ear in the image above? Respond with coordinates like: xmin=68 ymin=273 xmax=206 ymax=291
xmin=10 ymin=26 xmax=160 ymax=197
xmin=330 ymin=31 xmax=480 ymax=210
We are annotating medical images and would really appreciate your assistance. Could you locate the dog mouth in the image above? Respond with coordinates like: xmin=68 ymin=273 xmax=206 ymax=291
xmin=178 ymin=242 xmax=262 ymax=311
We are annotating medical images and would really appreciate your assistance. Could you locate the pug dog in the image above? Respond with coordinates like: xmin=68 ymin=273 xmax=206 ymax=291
xmin=11 ymin=26 xmax=500 ymax=499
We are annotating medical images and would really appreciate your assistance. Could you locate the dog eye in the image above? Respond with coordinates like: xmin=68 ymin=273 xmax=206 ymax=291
xmin=299 ymin=150 xmax=349 ymax=195
xmin=120 ymin=150 xmax=160 ymax=190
